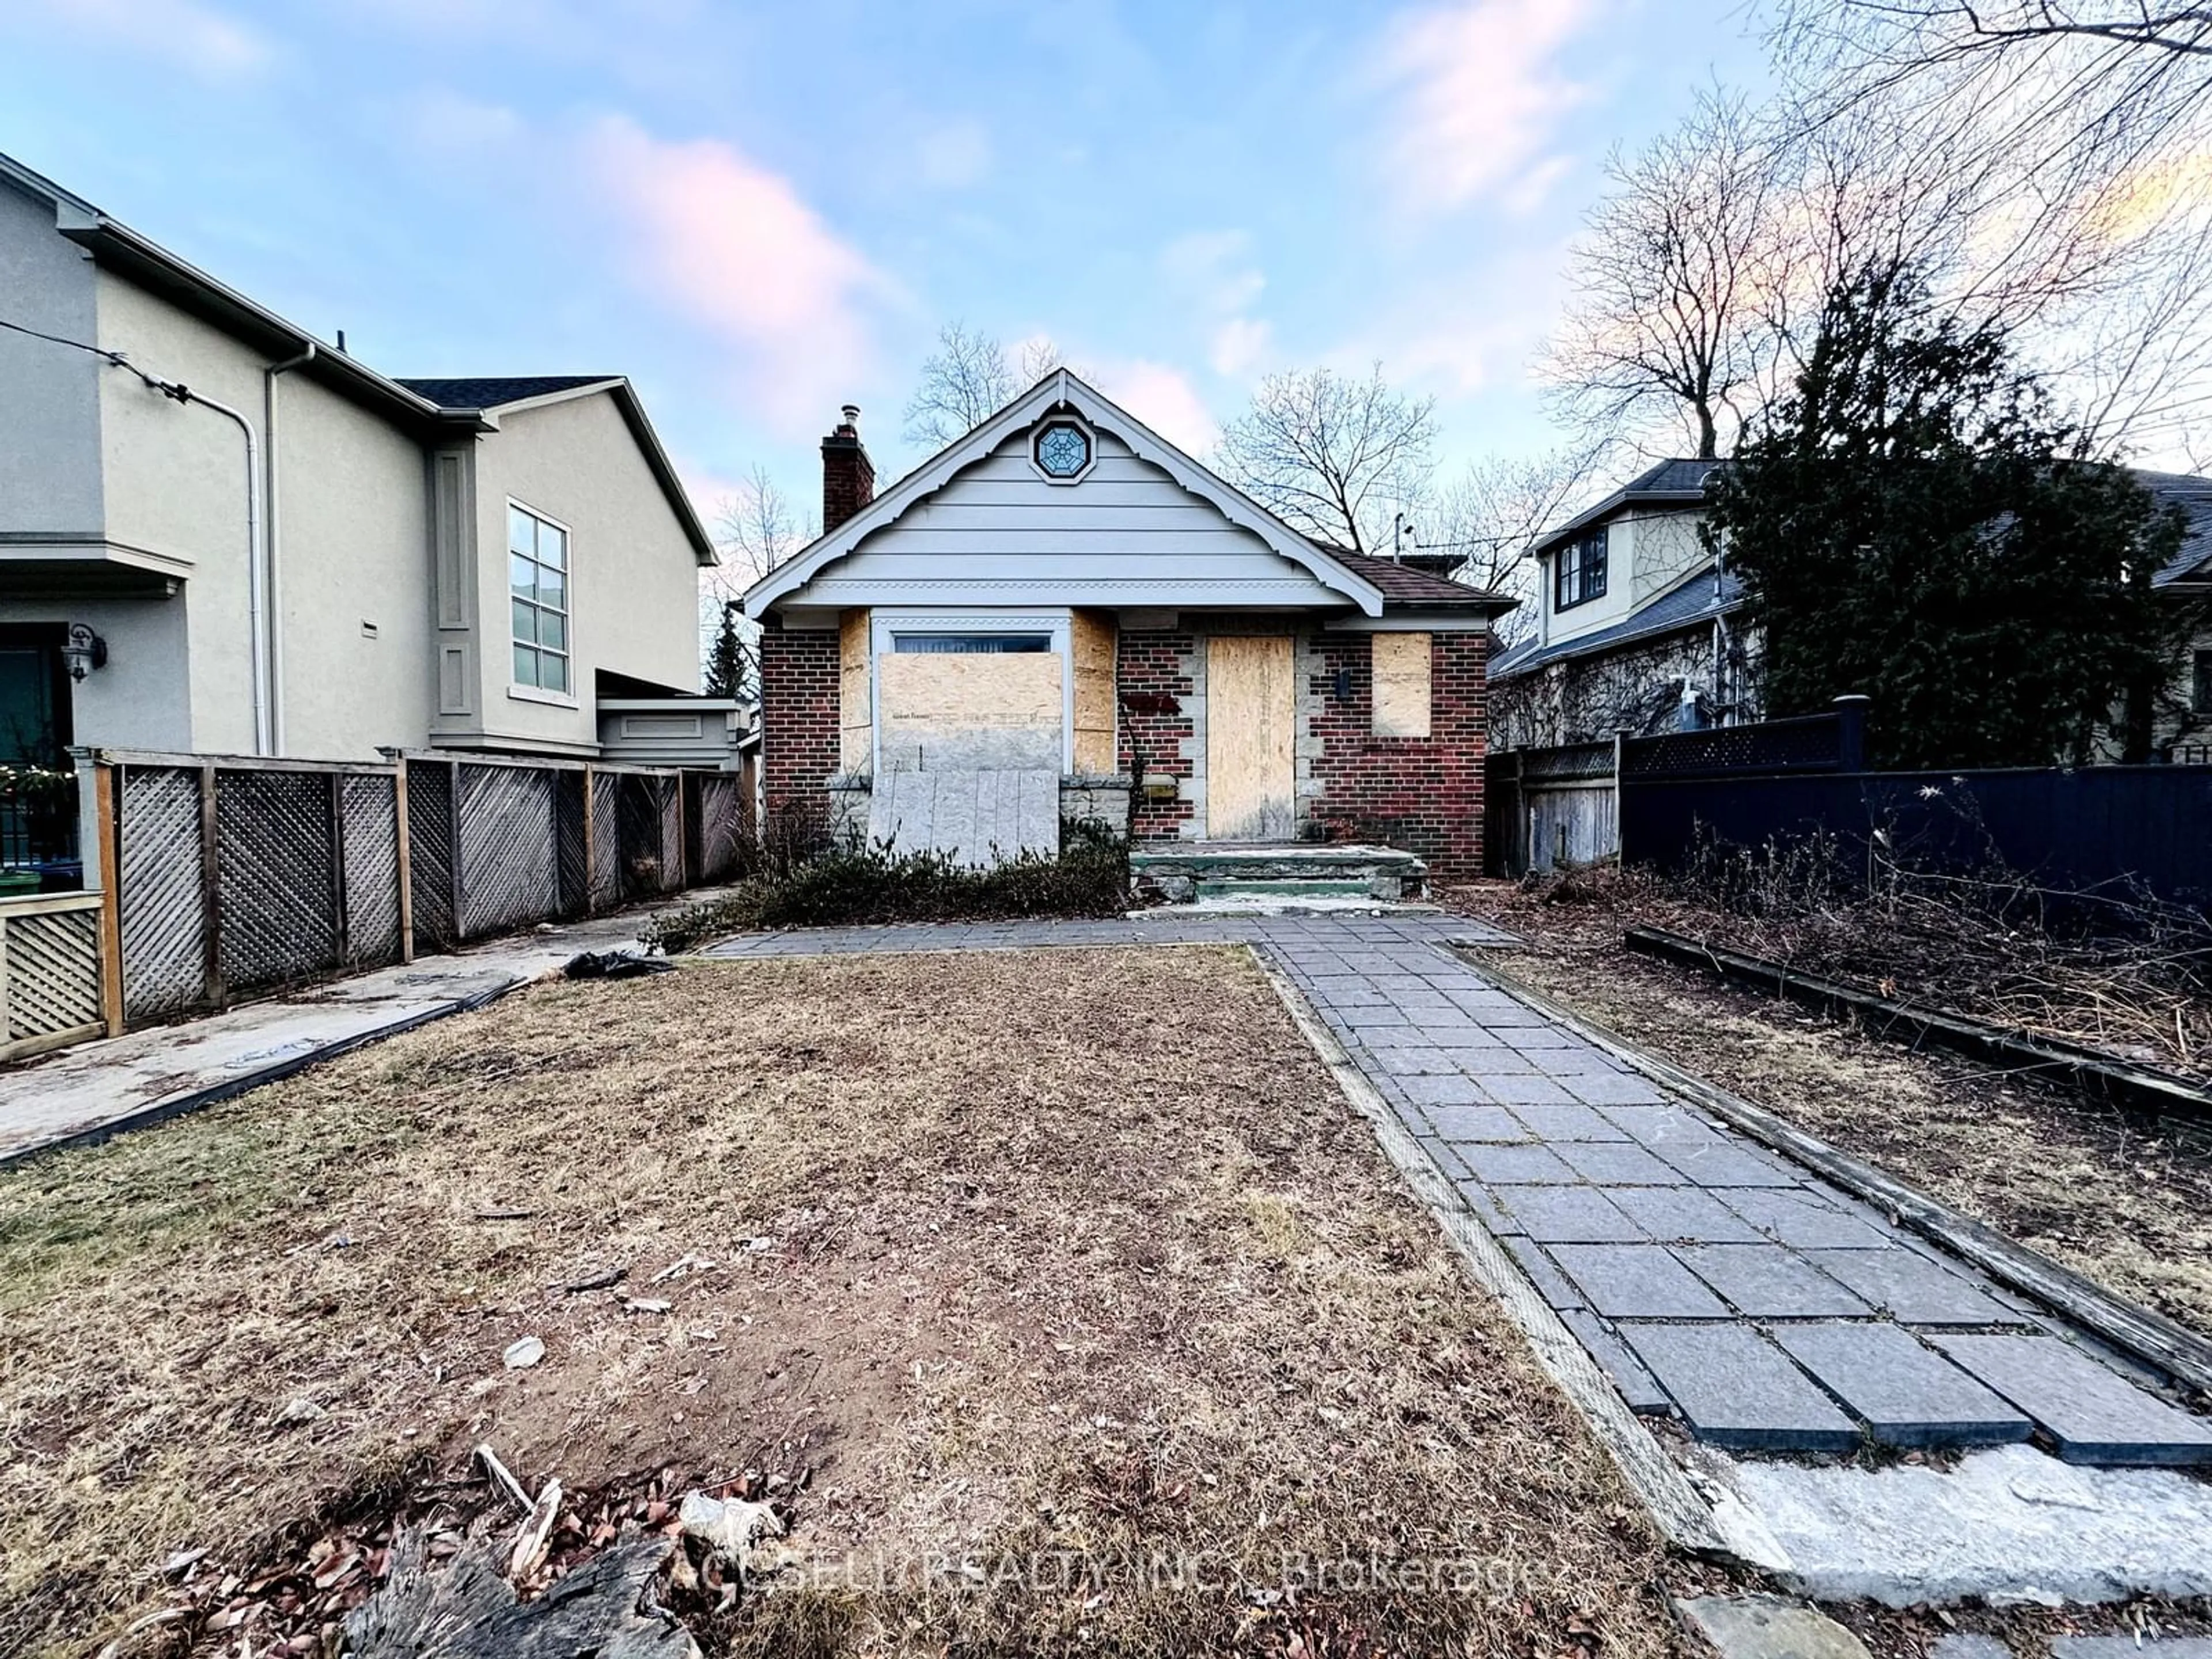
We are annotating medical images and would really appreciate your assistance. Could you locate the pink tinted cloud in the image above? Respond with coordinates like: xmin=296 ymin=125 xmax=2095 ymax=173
xmin=1097 ymin=360 xmax=1220 ymax=456
xmin=584 ymin=115 xmax=888 ymax=434
xmin=1373 ymin=0 xmax=1599 ymax=215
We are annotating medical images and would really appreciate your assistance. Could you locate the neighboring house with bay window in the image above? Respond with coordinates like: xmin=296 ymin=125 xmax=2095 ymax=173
xmin=0 ymin=149 xmax=718 ymax=802
xmin=745 ymin=373 xmax=1516 ymax=876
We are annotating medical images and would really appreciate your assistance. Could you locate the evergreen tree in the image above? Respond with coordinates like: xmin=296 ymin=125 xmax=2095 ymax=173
xmin=1705 ymin=263 xmax=2187 ymax=768
xmin=703 ymin=601 xmax=752 ymax=700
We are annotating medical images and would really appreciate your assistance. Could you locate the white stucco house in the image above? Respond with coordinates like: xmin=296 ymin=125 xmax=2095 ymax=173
xmin=0 ymin=149 xmax=718 ymax=778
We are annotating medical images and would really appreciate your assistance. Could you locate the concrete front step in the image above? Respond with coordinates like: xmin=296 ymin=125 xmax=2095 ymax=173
xmin=1132 ymin=842 xmax=1427 ymax=904
xmin=1194 ymin=879 xmax=1371 ymax=899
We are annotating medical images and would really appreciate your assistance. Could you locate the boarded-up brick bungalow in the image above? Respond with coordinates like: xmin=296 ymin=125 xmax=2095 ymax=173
xmin=743 ymin=372 xmax=1514 ymax=877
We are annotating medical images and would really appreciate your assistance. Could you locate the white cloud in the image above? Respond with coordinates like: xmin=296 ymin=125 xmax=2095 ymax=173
xmin=918 ymin=119 xmax=993 ymax=190
xmin=1159 ymin=229 xmax=1274 ymax=381
xmin=1096 ymin=359 xmax=1219 ymax=455
xmin=581 ymin=115 xmax=892 ymax=436
xmin=1370 ymin=0 xmax=1599 ymax=215
xmin=30 ymin=0 xmax=272 ymax=78
xmin=1209 ymin=316 xmax=1274 ymax=378
xmin=1160 ymin=230 xmax=1266 ymax=315
xmin=402 ymin=89 xmax=525 ymax=153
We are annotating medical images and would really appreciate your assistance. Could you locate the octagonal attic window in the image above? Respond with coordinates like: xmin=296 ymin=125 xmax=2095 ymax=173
xmin=1034 ymin=421 xmax=1092 ymax=480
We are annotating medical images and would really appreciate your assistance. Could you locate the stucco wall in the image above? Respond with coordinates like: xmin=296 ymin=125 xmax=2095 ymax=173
xmin=95 ymin=271 xmax=267 ymax=754
xmin=92 ymin=272 xmax=439 ymax=759
xmin=270 ymin=369 xmax=435 ymax=757
xmin=0 ymin=594 xmax=192 ymax=751
xmin=465 ymin=392 xmax=702 ymax=754
xmin=0 ymin=180 xmax=103 ymax=537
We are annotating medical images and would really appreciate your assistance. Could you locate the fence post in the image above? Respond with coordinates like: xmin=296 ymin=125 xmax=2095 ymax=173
xmin=1611 ymin=729 xmax=1629 ymax=866
xmin=581 ymin=764 xmax=597 ymax=916
xmin=1833 ymin=695 xmax=1870 ymax=771
xmin=393 ymin=762 xmax=415 ymax=964
xmin=446 ymin=759 xmax=464 ymax=942
xmin=198 ymin=762 xmax=226 ymax=1009
xmin=327 ymin=772 xmax=351 ymax=972
xmin=74 ymin=749 xmax=126 ymax=1037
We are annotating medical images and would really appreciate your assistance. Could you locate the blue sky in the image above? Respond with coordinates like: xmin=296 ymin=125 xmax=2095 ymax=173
xmin=0 ymin=0 xmax=1768 ymax=522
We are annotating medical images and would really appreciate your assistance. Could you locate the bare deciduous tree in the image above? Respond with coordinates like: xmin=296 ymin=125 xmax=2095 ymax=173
xmin=1410 ymin=444 xmax=1608 ymax=641
xmin=902 ymin=323 xmax=1065 ymax=448
xmin=1213 ymin=364 xmax=1436 ymax=555
xmin=1540 ymin=90 xmax=1789 ymax=460
xmin=698 ymin=465 xmax=813 ymax=696
xmin=1771 ymin=1 xmax=2212 ymax=458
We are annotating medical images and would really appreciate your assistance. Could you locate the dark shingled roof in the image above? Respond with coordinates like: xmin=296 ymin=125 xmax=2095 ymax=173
xmin=1490 ymin=564 xmax=1743 ymax=679
xmin=1321 ymin=545 xmax=1519 ymax=611
xmin=2139 ymin=468 xmax=2212 ymax=587
xmin=396 ymin=375 xmax=619 ymax=410
xmin=1535 ymin=457 xmax=1728 ymax=555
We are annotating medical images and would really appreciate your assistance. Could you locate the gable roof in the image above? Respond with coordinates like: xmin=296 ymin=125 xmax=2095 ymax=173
xmin=747 ymin=370 xmax=1521 ymax=620
xmin=397 ymin=375 xmax=619 ymax=410
xmin=1533 ymin=457 xmax=1728 ymax=557
xmin=401 ymin=375 xmax=715 ymax=565
xmin=1491 ymin=562 xmax=1743 ymax=679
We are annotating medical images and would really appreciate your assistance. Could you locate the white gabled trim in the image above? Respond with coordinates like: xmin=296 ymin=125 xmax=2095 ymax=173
xmin=741 ymin=369 xmax=1387 ymax=619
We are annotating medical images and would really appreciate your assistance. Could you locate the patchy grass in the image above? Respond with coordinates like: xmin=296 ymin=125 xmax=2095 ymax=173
xmin=1448 ymin=880 xmax=2212 ymax=1341
xmin=0 ymin=947 xmax=1689 ymax=1658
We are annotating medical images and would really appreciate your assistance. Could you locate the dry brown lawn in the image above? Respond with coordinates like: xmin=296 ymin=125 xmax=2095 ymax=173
xmin=0 ymin=945 xmax=1688 ymax=1659
xmin=1447 ymin=883 xmax=2212 ymax=1341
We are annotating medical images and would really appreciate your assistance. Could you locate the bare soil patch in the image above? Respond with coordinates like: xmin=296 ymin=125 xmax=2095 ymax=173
xmin=1445 ymin=879 xmax=2212 ymax=1342
xmin=0 ymin=946 xmax=1688 ymax=1659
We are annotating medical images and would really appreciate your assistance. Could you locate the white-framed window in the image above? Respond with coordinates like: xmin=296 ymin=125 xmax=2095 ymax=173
xmin=508 ymin=502 xmax=570 ymax=695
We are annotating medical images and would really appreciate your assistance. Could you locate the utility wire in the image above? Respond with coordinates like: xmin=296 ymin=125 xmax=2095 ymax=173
xmin=0 ymin=313 xmax=126 ymax=363
xmin=1 ymin=312 xmax=192 ymax=402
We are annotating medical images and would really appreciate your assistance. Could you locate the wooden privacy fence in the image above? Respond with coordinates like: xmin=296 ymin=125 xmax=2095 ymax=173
xmin=90 ymin=749 xmax=751 ymax=1030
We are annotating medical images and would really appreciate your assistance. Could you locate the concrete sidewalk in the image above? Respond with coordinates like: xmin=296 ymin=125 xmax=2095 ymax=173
xmin=0 ymin=891 xmax=737 ymax=1165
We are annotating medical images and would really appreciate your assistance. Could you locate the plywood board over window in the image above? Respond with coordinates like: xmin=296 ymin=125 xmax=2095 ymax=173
xmin=839 ymin=608 xmax=872 ymax=772
xmin=1206 ymin=635 xmax=1294 ymax=839
xmin=1071 ymin=609 xmax=1118 ymax=774
xmin=878 ymin=653 xmax=1064 ymax=771
xmin=1372 ymin=631 xmax=1432 ymax=738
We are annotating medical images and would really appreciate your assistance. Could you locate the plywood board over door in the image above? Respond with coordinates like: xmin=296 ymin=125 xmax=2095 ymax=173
xmin=1206 ymin=635 xmax=1294 ymax=839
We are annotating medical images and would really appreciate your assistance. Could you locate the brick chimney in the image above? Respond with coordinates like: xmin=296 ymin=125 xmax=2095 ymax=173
xmin=821 ymin=403 xmax=874 ymax=532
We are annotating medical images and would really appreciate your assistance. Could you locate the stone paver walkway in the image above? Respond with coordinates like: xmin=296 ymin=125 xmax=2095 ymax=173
xmin=706 ymin=912 xmax=2212 ymax=1465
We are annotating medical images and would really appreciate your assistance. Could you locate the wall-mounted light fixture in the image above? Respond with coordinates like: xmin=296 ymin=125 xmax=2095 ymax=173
xmin=63 ymin=623 xmax=107 ymax=683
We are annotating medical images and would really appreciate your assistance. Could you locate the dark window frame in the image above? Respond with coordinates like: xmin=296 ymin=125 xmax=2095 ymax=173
xmin=1554 ymin=527 xmax=1609 ymax=611
xmin=2194 ymin=647 xmax=2212 ymax=716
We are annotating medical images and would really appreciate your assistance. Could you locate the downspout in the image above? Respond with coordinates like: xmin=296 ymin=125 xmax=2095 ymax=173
xmin=263 ymin=343 xmax=317 ymax=755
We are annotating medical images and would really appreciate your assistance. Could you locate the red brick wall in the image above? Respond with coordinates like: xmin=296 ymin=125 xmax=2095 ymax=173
xmin=760 ymin=617 xmax=839 ymax=824
xmin=1115 ymin=628 xmax=1197 ymax=840
xmin=1306 ymin=631 xmax=1488 ymax=878
xmin=821 ymin=428 xmax=874 ymax=532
